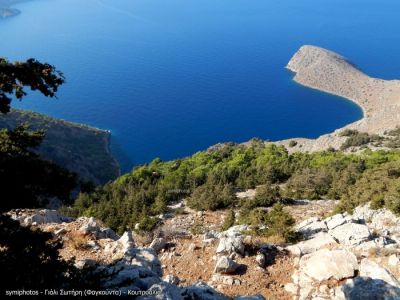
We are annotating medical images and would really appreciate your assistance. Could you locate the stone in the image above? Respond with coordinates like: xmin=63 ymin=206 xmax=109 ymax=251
xmin=284 ymin=283 xmax=298 ymax=295
xmin=332 ymin=277 xmax=400 ymax=300
xmin=214 ymin=256 xmax=240 ymax=274
xmin=234 ymin=295 xmax=265 ymax=300
xmin=255 ymin=253 xmax=266 ymax=267
xmin=139 ymin=282 xmax=183 ymax=300
xmin=130 ymin=248 xmax=162 ymax=276
xmin=79 ymin=217 xmax=98 ymax=234
xmin=299 ymin=249 xmax=358 ymax=281
xmin=359 ymin=259 xmax=399 ymax=287
xmin=286 ymin=232 xmax=338 ymax=256
xmin=216 ymin=236 xmax=245 ymax=256
xmin=329 ymin=223 xmax=371 ymax=245
xmin=295 ymin=217 xmax=327 ymax=238
xmin=211 ymin=274 xmax=241 ymax=286
xmin=324 ymin=213 xmax=353 ymax=230
xmin=23 ymin=209 xmax=66 ymax=225
xmin=74 ymin=259 xmax=96 ymax=269
xmin=163 ymin=274 xmax=180 ymax=285
xmin=388 ymin=254 xmax=400 ymax=267
xmin=54 ymin=228 xmax=66 ymax=235
xmin=150 ymin=237 xmax=167 ymax=252
xmin=181 ymin=282 xmax=228 ymax=300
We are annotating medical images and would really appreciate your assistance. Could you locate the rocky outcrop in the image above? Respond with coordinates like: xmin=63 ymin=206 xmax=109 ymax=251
xmin=284 ymin=203 xmax=400 ymax=299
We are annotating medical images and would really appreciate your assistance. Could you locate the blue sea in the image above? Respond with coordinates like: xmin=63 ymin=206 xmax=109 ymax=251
xmin=1 ymin=0 xmax=399 ymax=171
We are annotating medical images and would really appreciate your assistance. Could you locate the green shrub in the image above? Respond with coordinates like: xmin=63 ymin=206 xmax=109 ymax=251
xmin=289 ymin=140 xmax=298 ymax=147
xmin=221 ymin=209 xmax=236 ymax=231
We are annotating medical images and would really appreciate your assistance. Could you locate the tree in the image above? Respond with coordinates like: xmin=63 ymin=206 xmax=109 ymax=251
xmin=0 ymin=124 xmax=77 ymax=211
xmin=0 ymin=57 xmax=64 ymax=113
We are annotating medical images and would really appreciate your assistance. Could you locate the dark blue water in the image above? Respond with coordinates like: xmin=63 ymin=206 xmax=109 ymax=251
xmin=1 ymin=0 xmax=398 ymax=171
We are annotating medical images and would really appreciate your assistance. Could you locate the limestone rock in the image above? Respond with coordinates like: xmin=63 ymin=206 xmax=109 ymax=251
xmin=360 ymin=259 xmax=400 ymax=287
xmin=299 ymin=249 xmax=358 ymax=281
xmin=255 ymin=253 xmax=266 ymax=267
xmin=216 ymin=236 xmax=245 ymax=256
xmin=163 ymin=274 xmax=180 ymax=285
xmin=333 ymin=277 xmax=400 ymax=300
xmin=295 ymin=217 xmax=327 ymax=238
xmin=324 ymin=213 xmax=353 ymax=230
xmin=329 ymin=223 xmax=371 ymax=245
xmin=214 ymin=256 xmax=240 ymax=274
xmin=181 ymin=282 xmax=228 ymax=300
xmin=150 ymin=237 xmax=167 ymax=252
xmin=286 ymin=232 xmax=338 ymax=256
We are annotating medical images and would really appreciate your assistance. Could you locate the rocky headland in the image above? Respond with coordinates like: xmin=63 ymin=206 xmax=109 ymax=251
xmin=278 ymin=45 xmax=400 ymax=152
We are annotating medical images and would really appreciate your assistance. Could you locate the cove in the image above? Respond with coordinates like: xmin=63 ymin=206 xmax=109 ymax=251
xmin=2 ymin=0 xmax=399 ymax=171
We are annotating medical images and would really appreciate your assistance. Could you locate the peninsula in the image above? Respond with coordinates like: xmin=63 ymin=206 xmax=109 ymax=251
xmin=280 ymin=45 xmax=400 ymax=151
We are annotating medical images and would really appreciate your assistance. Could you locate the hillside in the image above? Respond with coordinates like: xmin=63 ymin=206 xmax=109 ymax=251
xmin=280 ymin=45 xmax=400 ymax=152
xmin=0 ymin=110 xmax=120 ymax=184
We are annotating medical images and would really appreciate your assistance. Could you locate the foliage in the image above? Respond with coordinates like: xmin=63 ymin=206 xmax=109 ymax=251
xmin=74 ymin=139 xmax=400 ymax=231
xmin=0 ymin=124 xmax=77 ymax=212
xmin=221 ymin=209 xmax=236 ymax=231
xmin=339 ymin=129 xmax=383 ymax=150
xmin=238 ymin=203 xmax=299 ymax=243
xmin=0 ymin=57 xmax=64 ymax=113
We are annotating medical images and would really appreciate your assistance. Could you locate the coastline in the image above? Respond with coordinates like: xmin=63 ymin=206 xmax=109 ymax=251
xmin=277 ymin=45 xmax=400 ymax=152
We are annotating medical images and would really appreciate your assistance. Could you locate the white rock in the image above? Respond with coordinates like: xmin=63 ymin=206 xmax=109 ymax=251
xmin=255 ymin=253 xmax=266 ymax=267
xmin=163 ymin=274 xmax=180 ymax=285
xmin=284 ymin=283 xmax=298 ymax=295
xmin=360 ymin=258 xmax=400 ymax=287
xmin=216 ymin=236 xmax=245 ymax=256
xmin=332 ymin=276 xmax=400 ymax=300
xmin=299 ymin=249 xmax=358 ymax=281
xmin=286 ymin=232 xmax=338 ymax=256
xmin=214 ymin=256 xmax=240 ymax=274
xmin=388 ymin=254 xmax=400 ymax=267
xmin=324 ymin=213 xmax=353 ymax=230
xmin=329 ymin=223 xmax=371 ymax=245
xmin=150 ymin=237 xmax=167 ymax=252
xmin=295 ymin=217 xmax=327 ymax=238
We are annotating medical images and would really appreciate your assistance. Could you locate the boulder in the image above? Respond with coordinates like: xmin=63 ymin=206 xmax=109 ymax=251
xmin=255 ymin=253 xmax=266 ymax=267
xmin=163 ymin=274 xmax=180 ymax=285
xmin=23 ymin=209 xmax=66 ymax=225
xmin=149 ymin=237 xmax=167 ymax=252
xmin=139 ymin=282 xmax=183 ymax=300
xmin=286 ymin=232 xmax=338 ymax=256
xmin=214 ymin=256 xmax=240 ymax=274
xmin=181 ymin=282 xmax=228 ymax=300
xmin=332 ymin=277 xmax=400 ymax=300
xmin=324 ymin=213 xmax=353 ymax=230
xmin=329 ymin=223 xmax=371 ymax=245
xmin=295 ymin=217 xmax=327 ymax=238
xmin=388 ymin=254 xmax=400 ymax=267
xmin=211 ymin=274 xmax=241 ymax=286
xmin=299 ymin=249 xmax=358 ymax=281
xmin=130 ymin=248 xmax=162 ymax=276
xmin=359 ymin=259 xmax=400 ymax=287
xmin=216 ymin=236 xmax=245 ymax=256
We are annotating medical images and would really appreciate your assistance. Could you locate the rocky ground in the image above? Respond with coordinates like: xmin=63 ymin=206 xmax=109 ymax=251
xmin=7 ymin=195 xmax=400 ymax=300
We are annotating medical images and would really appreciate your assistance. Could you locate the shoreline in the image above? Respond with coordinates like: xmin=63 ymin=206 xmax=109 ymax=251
xmin=277 ymin=45 xmax=400 ymax=152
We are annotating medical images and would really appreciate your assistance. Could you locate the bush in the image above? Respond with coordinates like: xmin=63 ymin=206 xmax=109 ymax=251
xmin=289 ymin=140 xmax=298 ymax=147
xmin=221 ymin=209 xmax=236 ymax=231
xmin=241 ymin=184 xmax=281 ymax=208
xmin=187 ymin=182 xmax=236 ymax=211
xmin=340 ymin=130 xmax=383 ymax=150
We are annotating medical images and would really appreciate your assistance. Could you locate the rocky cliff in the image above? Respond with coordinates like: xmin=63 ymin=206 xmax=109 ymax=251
xmin=0 ymin=110 xmax=120 ymax=185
